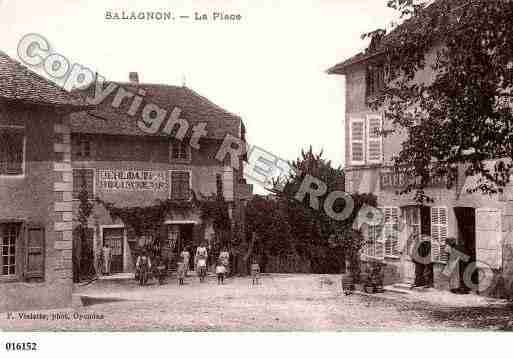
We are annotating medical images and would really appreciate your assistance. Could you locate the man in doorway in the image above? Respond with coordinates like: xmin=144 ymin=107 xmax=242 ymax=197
xmin=102 ymin=243 xmax=112 ymax=276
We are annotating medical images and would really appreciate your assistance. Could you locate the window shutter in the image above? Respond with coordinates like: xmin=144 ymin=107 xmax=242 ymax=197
xmin=383 ymin=207 xmax=400 ymax=257
xmin=366 ymin=115 xmax=382 ymax=164
xmin=475 ymin=208 xmax=502 ymax=269
xmin=350 ymin=118 xmax=365 ymax=166
xmin=25 ymin=224 xmax=45 ymax=281
xmin=430 ymin=207 xmax=448 ymax=263
xmin=223 ymin=167 xmax=234 ymax=201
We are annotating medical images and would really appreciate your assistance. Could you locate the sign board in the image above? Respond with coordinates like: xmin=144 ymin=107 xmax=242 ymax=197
xmin=380 ymin=167 xmax=447 ymax=189
xmin=97 ymin=169 xmax=168 ymax=192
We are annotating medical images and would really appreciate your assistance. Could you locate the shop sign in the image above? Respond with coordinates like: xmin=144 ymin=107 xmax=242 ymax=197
xmin=98 ymin=169 xmax=168 ymax=191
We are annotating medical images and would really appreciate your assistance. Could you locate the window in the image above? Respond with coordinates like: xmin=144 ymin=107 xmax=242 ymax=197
xmin=431 ymin=207 xmax=449 ymax=263
xmin=363 ymin=223 xmax=384 ymax=260
xmin=168 ymin=225 xmax=179 ymax=250
xmin=72 ymin=136 xmax=92 ymax=159
xmin=170 ymin=141 xmax=190 ymax=162
xmin=349 ymin=118 xmax=365 ymax=165
xmin=170 ymin=171 xmax=191 ymax=200
xmin=349 ymin=116 xmax=383 ymax=166
xmin=1 ymin=223 xmax=20 ymax=276
xmin=366 ymin=115 xmax=382 ymax=164
xmin=0 ymin=127 xmax=24 ymax=176
xmin=366 ymin=64 xmax=386 ymax=100
xmin=73 ymin=168 xmax=95 ymax=200
xmin=383 ymin=207 xmax=400 ymax=257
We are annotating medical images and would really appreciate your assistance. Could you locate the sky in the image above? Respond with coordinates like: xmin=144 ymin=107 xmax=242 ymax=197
xmin=0 ymin=0 xmax=396 ymax=192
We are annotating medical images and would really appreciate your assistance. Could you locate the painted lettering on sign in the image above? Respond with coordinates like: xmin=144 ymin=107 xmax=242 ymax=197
xmin=97 ymin=169 xmax=168 ymax=191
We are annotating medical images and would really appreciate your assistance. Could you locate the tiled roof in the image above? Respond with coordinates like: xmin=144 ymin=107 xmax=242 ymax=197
xmin=327 ymin=0 xmax=444 ymax=75
xmin=0 ymin=51 xmax=89 ymax=108
xmin=70 ymin=81 xmax=243 ymax=140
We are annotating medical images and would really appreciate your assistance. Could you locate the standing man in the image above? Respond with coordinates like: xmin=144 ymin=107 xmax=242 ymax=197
xmin=102 ymin=243 xmax=112 ymax=276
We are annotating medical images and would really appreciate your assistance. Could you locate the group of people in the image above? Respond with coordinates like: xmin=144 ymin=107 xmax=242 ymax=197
xmin=175 ymin=243 xmax=231 ymax=285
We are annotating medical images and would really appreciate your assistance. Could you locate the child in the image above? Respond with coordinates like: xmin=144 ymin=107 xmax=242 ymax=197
xmin=251 ymin=259 xmax=260 ymax=285
xmin=216 ymin=260 xmax=226 ymax=285
xmin=177 ymin=261 xmax=185 ymax=286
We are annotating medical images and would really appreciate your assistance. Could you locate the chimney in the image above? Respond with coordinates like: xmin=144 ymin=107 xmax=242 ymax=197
xmin=129 ymin=72 xmax=139 ymax=83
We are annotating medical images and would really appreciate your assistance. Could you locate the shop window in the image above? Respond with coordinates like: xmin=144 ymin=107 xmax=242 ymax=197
xmin=170 ymin=140 xmax=190 ymax=162
xmin=170 ymin=171 xmax=191 ymax=200
xmin=0 ymin=127 xmax=24 ymax=176
xmin=73 ymin=168 xmax=95 ymax=200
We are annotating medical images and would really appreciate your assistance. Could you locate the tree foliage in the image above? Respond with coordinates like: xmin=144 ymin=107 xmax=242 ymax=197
xmin=368 ymin=0 xmax=513 ymax=199
xmin=249 ymin=147 xmax=376 ymax=274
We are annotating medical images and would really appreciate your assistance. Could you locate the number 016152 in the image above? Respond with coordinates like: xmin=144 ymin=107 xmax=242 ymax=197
xmin=5 ymin=342 xmax=38 ymax=351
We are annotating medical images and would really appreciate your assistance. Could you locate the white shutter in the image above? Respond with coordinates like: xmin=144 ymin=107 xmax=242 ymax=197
xmin=431 ymin=207 xmax=448 ymax=263
xmin=383 ymin=207 xmax=400 ymax=257
xmin=223 ymin=166 xmax=234 ymax=201
xmin=350 ymin=118 xmax=365 ymax=166
xmin=475 ymin=208 xmax=502 ymax=269
xmin=366 ymin=115 xmax=382 ymax=164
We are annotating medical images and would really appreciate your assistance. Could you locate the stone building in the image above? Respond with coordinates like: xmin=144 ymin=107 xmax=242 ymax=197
xmin=69 ymin=73 xmax=252 ymax=275
xmin=0 ymin=52 xmax=89 ymax=311
xmin=328 ymin=7 xmax=513 ymax=295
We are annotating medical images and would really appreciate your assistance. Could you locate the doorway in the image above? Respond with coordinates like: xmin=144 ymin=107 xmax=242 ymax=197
xmin=454 ymin=207 xmax=477 ymax=292
xmin=412 ymin=206 xmax=434 ymax=287
xmin=166 ymin=223 xmax=194 ymax=269
xmin=103 ymin=227 xmax=124 ymax=273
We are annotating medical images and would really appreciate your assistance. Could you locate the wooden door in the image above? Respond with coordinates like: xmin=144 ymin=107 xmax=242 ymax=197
xmin=402 ymin=207 xmax=420 ymax=284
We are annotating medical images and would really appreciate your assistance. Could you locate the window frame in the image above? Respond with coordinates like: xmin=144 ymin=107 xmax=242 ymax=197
xmin=0 ymin=220 xmax=24 ymax=281
xmin=169 ymin=170 xmax=192 ymax=201
xmin=169 ymin=140 xmax=191 ymax=163
xmin=72 ymin=135 xmax=93 ymax=160
xmin=0 ymin=125 xmax=26 ymax=178
xmin=365 ymin=63 xmax=386 ymax=101
xmin=72 ymin=168 xmax=96 ymax=201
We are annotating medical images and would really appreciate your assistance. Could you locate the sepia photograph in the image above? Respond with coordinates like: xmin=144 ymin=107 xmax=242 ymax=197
xmin=1 ymin=0 xmax=513 ymax=356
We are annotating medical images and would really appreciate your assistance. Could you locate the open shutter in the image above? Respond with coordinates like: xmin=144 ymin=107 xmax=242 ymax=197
xmin=475 ymin=208 xmax=502 ymax=269
xmin=383 ymin=207 xmax=400 ymax=257
xmin=430 ymin=207 xmax=448 ymax=263
xmin=350 ymin=118 xmax=365 ymax=166
xmin=366 ymin=115 xmax=382 ymax=164
xmin=25 ymin=224 xmax=45 ymax=281
xmin=223 ymin=167 xmax=234 ymax=201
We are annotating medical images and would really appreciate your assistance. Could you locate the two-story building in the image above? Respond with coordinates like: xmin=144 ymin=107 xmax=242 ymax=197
xmin=0 ymin=52 xmax=89 ymax=311
xmin=328 ymin=9 xmax=513 ymax=296
xmin=70 ymin=73 xmax=252 ymax=275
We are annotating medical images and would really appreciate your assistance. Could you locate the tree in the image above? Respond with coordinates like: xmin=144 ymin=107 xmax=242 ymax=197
xmin=367 ymin=0 xmax=513 ymax=200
